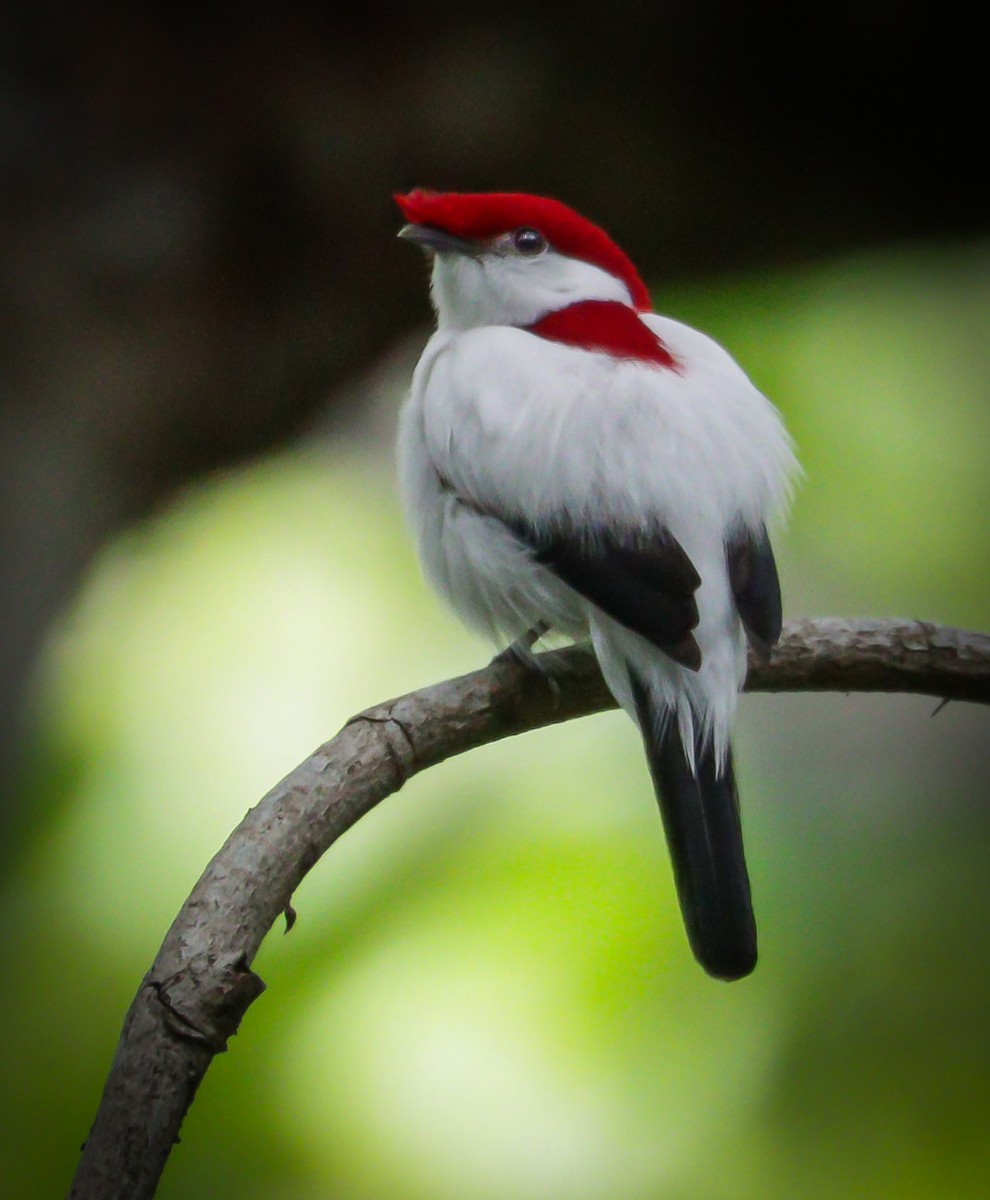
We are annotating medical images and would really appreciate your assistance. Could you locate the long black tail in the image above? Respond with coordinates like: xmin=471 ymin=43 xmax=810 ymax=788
xmin=630 ymin=675 xmax=757 ymax=981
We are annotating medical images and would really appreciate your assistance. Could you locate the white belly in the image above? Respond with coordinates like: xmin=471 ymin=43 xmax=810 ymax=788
xmin=416 ymin=467 xmax=588 ymax=645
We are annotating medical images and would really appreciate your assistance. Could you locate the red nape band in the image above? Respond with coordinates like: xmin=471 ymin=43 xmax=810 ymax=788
xmin=527 ymin=301 xmax=678 ymax=368
xmin=395 ymin=189 xmax=653 ymax=311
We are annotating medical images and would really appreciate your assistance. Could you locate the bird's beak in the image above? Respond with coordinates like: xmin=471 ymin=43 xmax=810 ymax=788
xmin=398 ymin=223 xmax=481 ymax=257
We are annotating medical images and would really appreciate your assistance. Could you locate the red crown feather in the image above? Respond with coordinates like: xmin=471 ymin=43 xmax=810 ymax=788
xmin=395 ymin=190 xmax=653 ymax=312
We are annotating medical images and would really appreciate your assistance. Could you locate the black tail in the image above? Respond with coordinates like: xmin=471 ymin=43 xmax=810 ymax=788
xmin=630 ymin=676 xmax=757 ymax=981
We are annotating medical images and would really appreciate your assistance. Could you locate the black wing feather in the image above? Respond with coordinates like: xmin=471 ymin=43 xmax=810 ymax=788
xmin=434 ymin=471 xmax=704 ymax=669
xmin=727 ymin=524 xmax=782 ymax=658
xmin=508 ymin=518 xmax=703 ymax=669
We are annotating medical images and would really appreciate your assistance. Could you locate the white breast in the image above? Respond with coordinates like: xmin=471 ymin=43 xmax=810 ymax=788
xmin=397 ymin=317 xmax=797 ymax=714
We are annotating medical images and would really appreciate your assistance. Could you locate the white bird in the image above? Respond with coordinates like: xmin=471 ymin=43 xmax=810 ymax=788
xmin=395 ymin=189 xmax=797 ymax=980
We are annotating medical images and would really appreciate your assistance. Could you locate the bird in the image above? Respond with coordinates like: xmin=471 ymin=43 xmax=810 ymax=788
xmin=394 ymin=189 xmax=797 ymax=980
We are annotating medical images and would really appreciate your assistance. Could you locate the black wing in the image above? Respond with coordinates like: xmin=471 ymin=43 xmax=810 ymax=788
xmin=507 ymin=517 xmax=703 ymax=670
xmin=726 ymin=524 xmax=782 ymax=659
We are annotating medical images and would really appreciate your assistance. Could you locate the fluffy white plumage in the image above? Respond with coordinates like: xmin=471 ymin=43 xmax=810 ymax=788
xmin=395 ymin=191 xmax=798 ymax=978
xmin=400 ymin=263 xmax=795 ymax=762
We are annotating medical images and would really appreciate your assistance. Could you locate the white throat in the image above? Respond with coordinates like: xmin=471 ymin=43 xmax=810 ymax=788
xmin=430 ymin=249 xmax=634 ymax=330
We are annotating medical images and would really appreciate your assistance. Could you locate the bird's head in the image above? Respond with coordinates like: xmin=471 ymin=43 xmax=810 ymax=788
xmin=395 ymin=190 xmax=652 ymax=330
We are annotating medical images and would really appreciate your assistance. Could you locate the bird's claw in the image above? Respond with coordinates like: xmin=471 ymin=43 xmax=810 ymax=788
xmin=491 ymin=622 xmax=561 ymax=704
xmin=491 ymin=621 xmax=550 ymax=667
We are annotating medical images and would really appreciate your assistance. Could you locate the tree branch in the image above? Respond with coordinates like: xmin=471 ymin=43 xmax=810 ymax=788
xmin=68 ymin=618 xmax=990 ymax=1199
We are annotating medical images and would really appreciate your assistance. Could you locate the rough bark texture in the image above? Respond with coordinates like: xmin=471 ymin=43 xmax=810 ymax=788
xmin=69 ymin=618 xmax=990 ymax=1199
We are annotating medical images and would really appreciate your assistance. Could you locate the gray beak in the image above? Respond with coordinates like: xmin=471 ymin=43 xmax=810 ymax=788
xmin=398 ymin=223 xmax=481 ymax=257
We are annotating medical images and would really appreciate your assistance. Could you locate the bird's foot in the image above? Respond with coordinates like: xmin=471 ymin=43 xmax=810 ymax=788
xmin=491 ymin=621 xmax=550 ymax=668
xmin=491 ymin=622 xmax=561 ymax=704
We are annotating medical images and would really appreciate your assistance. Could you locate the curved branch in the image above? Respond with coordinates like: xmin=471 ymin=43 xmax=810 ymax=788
xmin=69 ymin=618 xmax=990 ymax=1199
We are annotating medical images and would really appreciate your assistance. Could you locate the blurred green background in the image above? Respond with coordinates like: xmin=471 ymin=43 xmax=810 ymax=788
xmin=5 ymin=241 xmax=990 ymax=1198
xmin=2 ymin=8 xmax=989 ymax=1199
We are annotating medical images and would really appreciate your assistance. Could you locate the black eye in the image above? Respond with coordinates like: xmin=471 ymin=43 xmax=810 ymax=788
xmin=511 ymin=227 xmax=547 ymax=256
